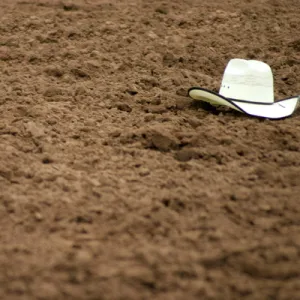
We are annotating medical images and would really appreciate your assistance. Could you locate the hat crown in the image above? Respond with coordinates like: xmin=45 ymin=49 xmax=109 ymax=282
xmin=219 ymin=59 xmax=274 ymax=103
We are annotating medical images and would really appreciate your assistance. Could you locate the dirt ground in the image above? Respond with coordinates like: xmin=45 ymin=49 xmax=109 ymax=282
xmin=0 ymin=0 xmax=300 ymax=299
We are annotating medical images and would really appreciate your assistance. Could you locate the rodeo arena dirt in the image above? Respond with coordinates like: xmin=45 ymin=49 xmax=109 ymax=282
xmin=0 ymin=0 xmax=300 ymax=299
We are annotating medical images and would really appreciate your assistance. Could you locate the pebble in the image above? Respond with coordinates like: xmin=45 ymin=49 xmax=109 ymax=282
xmin=116 ymin=102 xmax=132 ymax=112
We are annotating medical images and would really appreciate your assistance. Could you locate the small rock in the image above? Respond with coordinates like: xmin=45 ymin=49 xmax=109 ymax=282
xmin=76 ymin=250 xmax=93 ymax=265
xmin=0 ymin=46 xmax=11 ymax=61
xmin=186 ymin=117 xmax=202 ymax=128
xmin=34 ymin=212 xmax=43 ymax=221
xmin=62 ymin=2 xmax=79 ymax=11
xmin=144 ymin=114 xmax=156 ymax=122
xmin=116 ymin=102 xmax=132 ymax=112
xmin=42 ymin=155 xmax=54 ymax=164
xmin=43 ymin=87 xmax=64 ymax=97
xmin=110 ymin=130 xmax=121 ymax=137
xmin=152 ymin=133 xmax=176 ymax=151
xmin=126 ymin=89 xmax=138 ymax=96
xmin=147 ymin=31 xmax=158 ymax=39
xmin=149 ymin=98 xmax=161 ymax=105
xmin=144 ymin=106 xmax=167 ymax=114
xmin=26 ymin=121 xmax=45 ymax=138
xmin=174 ymin=149 xmax=199 ymax=162
xmin=259 ymin=204 xmax=272 ymax=212
xmin=45 ymin=66 xmax=64 ymax=77
xmin=139 ymin=168 xmax=150 ymax=176
xmin=86 ymin=60 xmax=100 ymax=69
xmin=155 ymin=7 xmax=168 ymax=14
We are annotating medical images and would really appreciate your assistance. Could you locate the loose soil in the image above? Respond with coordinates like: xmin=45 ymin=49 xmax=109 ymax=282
xmin=1 ymin=0 xmax=300 ymax=299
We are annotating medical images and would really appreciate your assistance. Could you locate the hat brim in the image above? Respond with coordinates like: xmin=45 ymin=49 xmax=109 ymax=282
xmin=188 ymin=87 xmax=299 ymax=119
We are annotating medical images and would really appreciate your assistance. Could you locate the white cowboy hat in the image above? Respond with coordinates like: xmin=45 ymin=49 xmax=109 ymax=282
xmin=188 ymin=58 xmax=299 ymax=119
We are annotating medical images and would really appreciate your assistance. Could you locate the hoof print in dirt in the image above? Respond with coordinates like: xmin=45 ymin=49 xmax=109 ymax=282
xmin=142 ymin=128 xmax=179 ymax=152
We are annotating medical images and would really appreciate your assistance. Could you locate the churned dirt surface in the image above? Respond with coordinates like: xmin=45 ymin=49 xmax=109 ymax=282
xmin=1 ymin=0 xmax=300 ymax=299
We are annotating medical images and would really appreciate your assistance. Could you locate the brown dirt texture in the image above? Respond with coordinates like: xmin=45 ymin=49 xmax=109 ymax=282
xmin=1 ymin=0 xmax=300 ymax=299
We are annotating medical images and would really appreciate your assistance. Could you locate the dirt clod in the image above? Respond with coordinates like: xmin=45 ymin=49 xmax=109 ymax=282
xmin=116 ymin=102 xmax=133 ymax=112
